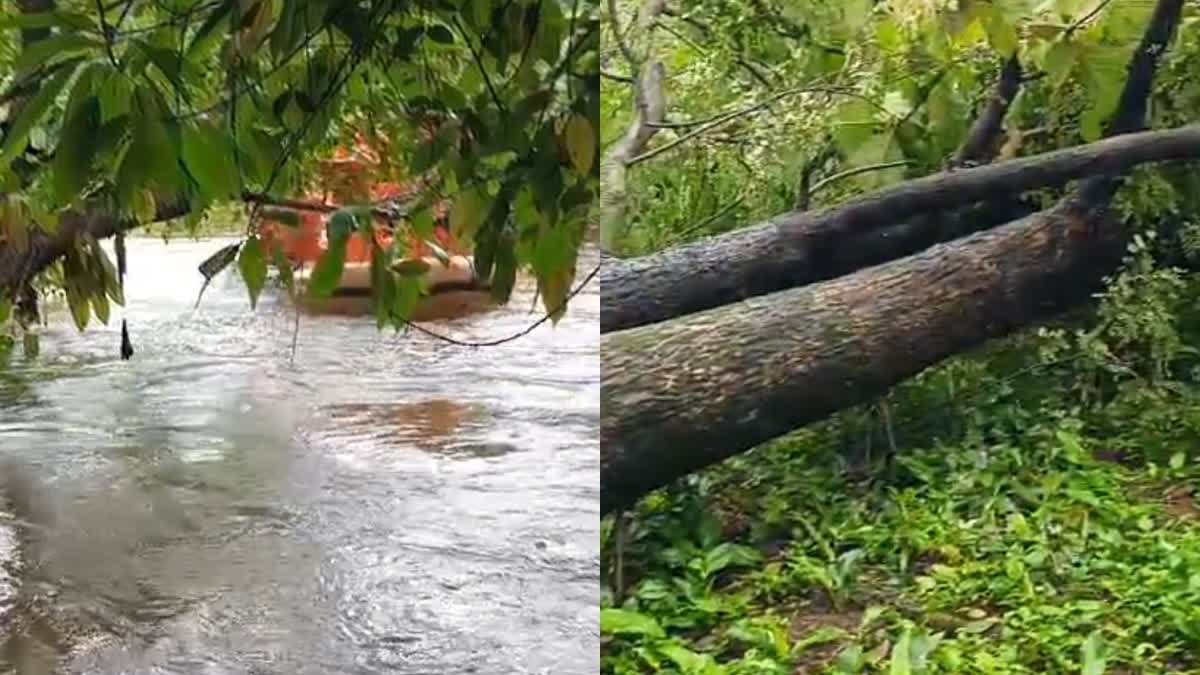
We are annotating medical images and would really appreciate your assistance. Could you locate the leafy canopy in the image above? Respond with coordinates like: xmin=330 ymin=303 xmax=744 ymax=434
xmin=0 ymin=0 xmax=599 ymax=339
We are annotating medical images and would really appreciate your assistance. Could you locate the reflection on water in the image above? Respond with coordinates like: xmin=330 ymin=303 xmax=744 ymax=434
xmin=0 ymin=237 xmax=600 ymax=674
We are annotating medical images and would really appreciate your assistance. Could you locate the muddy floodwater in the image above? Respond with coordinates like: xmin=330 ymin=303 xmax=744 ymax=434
xmin=0 ymin=237 xmax=599 ymax=674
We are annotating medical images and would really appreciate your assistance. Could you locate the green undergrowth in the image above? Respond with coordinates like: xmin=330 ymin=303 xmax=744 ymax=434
xmin=601 ymin=246 xmax=1200 ymax=674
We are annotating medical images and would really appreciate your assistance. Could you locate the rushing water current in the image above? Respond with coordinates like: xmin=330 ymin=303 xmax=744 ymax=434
xmin=0 ymin=237 xmax=600 ymax=674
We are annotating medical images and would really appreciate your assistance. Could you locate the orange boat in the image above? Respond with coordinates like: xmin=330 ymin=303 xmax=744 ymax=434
xmin=258 ymin=133 xmax=496 ymax=321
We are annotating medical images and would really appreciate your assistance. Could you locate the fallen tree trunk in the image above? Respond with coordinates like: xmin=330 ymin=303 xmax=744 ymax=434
xmin=600 ymin=199 xmax=1126 ymax=513
xmin=601 ymin=0 xmax=1186 ymax=513
xmin=600 ymin=125 xmax=1200 ymax=333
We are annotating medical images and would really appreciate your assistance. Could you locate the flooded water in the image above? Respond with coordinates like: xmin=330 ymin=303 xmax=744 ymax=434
xmin=0 ymin=237 xmax=600 ymax=674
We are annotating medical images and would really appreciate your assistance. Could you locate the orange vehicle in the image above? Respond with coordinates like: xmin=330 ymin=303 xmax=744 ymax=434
xmin=259 ymin=132 xmax=461 ymax=265
xmin=258 ymin=132 xmax=494 ymax=321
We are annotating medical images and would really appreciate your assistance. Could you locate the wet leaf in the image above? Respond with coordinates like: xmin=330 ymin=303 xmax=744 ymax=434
xmin=195 ymin=242 xmax=241 ymax=308
xmin=272 ymin=240 xmax=295 ymax=295
xmin=307 ymin=231 xmax=348 ymax=299
xmin=540 ymin=268 xmax=574 ymax=324
xmin=238 ymin=235 xmax=268 ymax=309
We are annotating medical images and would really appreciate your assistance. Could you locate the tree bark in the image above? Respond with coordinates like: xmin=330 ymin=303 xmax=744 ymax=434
xmin=600 ymin=0 xmax=668 ymax=251
xmin=600 ymin=199 xmax=1125 ymax=513
xmin=952 ymin=55 xmax=1023 ymax=167
xmin=600 ymin=125 xmax=1200 ymax=334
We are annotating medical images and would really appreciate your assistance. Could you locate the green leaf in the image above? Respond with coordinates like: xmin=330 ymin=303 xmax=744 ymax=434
xmin=272 ymin=240 xmax=295 ymax=295
xmin=984 ymin=7 xmax=1019 ymax=57
xmin=562 ymin=114 xmax=595 ymax=174
xmin=472 ymin=0 xmax=493 ymax=28
xmin=13 ymin=34 xmax=102 ymax=76
xmin=269 ymin=0 xmax=302 ymax=58
xmin=1042 ymin=40 xmax=1079 ymax=90
xmin=0 ymin=10 xmax=98 ymax=32
xmin=188 ymin=0 xmax=235 ymax=55
xmin=118 ymin=88 xmax=179 ymax=206
xmin=598 ymin=609 xmax=665 ymax=638
xmin=0 ymin=63 xmax=78 ymax=169
xmin=65 ymin=283 xmax=90 ymax=332
xmin=890 ymin=627 xmax=913 ymax=675
xmin=238 ymin=236 xmax=268 ymax=309
xmin=0 ymin=299 xmax=10 ymax=324
xmin=409 ymin=208 xmax=435 ymax=239
xmin=657 ymin=644 xmax=718 ymax=674
xmin=370 ymin=242 xmax=395 ymax=328
xmin=449 ymin=187 xmax=491 ymax=241
xmin=843 ymin=0 xmax=873 ymax=34
xmin=392 ymin=275 xmax=421 ymax=322
xmin=91 ymin=288 xmax=110 ymax=325
xmin=326 ymin=209 xmax=358 ymax=242
xmin=307 ymin=232 xmax=348 ymax=299
xmin=182 ymin=121 xmax=239 ymax=201
xmin=1082 ymin=630 xmax=1106 ymax=675
xmin=52 ymin=97 xmax=100 ymax=206
xmin=97 ymin=70 xmax=132 ymax=123
xmin=134 ymin=39 xmax=191 ymax=97
xmin=834 ymin=644 xmax=865 ymax=673
xmin=1078 ymin=44 xmax=1128 ymax=141
xmin=490 ymin=229 xmax=517 ymax=304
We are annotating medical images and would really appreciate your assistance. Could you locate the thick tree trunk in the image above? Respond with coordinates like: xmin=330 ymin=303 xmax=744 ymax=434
xmin=600 ymin=199 xmax=1126 ymax=513
xmin=600 ymin=125 xmax=1200 ymax=333
xmin=600 ymin=0 xmax=1186 ymax=513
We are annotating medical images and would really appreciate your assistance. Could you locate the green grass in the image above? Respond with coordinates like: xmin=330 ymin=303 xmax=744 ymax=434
xmin=602 ymin=407 xmax=1200 ymax=674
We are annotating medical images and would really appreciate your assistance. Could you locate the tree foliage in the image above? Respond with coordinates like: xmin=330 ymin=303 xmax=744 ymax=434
xmin=602 ymin=0 xmax=1200 ymax=255
xmin=0 ymin=0 xmax=599 ymax=346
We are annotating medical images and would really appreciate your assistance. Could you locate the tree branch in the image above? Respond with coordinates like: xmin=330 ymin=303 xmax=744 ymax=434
xmin=598 ymin=0 xmax=669 ymax=251
xmin=601 ymin=124 xmax=1200 ymax=333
